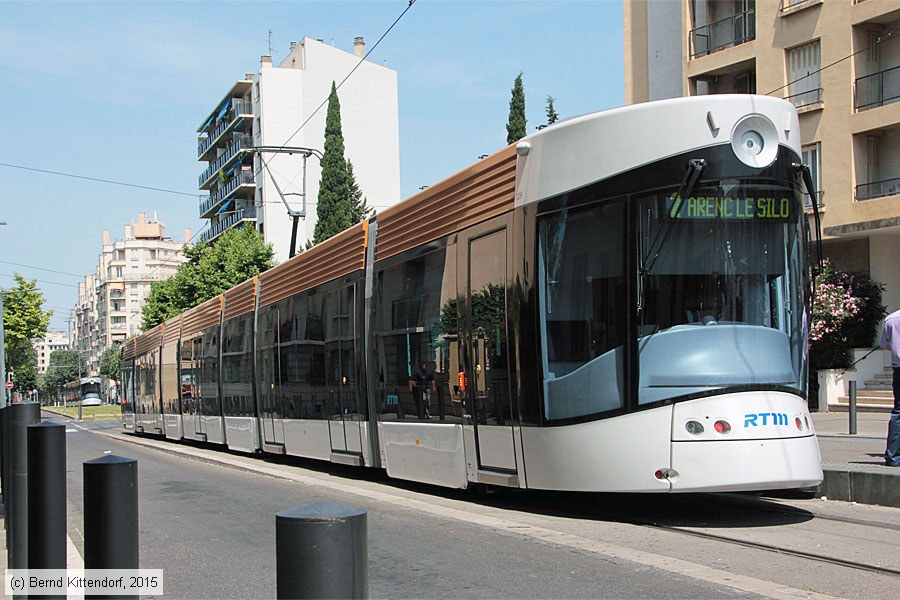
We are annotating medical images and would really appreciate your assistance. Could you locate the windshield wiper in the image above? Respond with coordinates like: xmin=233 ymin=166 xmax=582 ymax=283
xmin=642 ymin=158 xmax=707 ymax=276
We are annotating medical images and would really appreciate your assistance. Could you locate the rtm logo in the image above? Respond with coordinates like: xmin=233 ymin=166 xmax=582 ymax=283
xmin=744 ymin=413 xmax=788 ymax=427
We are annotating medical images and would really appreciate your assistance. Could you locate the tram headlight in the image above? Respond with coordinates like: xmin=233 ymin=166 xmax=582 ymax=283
xmin=731 ymin=114 xmax=778 ymax=168
xmin=713 ymin=420 xmax=732 ymax=434
xmin=795 ymin=417 xmax=803 ymax=431
xmin=685 ymin=420 xmax=705 ymax=435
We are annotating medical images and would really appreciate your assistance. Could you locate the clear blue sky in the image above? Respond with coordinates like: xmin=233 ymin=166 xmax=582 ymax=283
xmin=0 ymin=0 xmax=624 ymax=332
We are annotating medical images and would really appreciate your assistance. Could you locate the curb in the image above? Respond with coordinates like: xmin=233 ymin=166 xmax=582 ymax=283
xmin=818 ymin=467 xmax=900 ymax=507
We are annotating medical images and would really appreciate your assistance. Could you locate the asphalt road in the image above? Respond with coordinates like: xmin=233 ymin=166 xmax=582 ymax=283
xmin=54 ymin=414 xmax=900 ymax=599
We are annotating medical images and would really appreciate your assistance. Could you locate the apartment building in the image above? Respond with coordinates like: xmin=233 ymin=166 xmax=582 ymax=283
xmin=33 ymin=331 xmax=70 ymax=373
xmin=196 ymin=36 xmax=401 ymax=262
xmin=624 ymin=0 xmax=900 ymax=311
xmin=72 ymin=213 xmax=189 ymax=374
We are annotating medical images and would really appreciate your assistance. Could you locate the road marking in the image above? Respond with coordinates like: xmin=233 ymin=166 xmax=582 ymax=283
xmin=93 ymin=429 xmax=838 ymax=600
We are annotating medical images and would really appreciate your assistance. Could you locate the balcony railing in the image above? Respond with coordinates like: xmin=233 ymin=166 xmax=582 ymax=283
xmin=856 ymin=176 xmax=900 ymax=201
xmin=855 ymin=66 xmax=900 ymax=111
xmin=199 ymin=169 xmax=255 ymax=218
xmin=200 ymin=207 xmax=258 ymax=244
xmin=197 ymin=100 xmax=252 ymax=159
xmin=690 ymin=8 xmax=755 ymax=58
xmin=198 ymin=135 xmax=252 ymax=188
xmin=785 ymin=87 xmax=822 ymax=109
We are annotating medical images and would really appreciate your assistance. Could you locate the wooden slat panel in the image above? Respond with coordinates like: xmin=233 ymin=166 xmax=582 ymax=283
xmin=375 ymin=145 xmax=516 ymax=261
xmin=223 ymin=276 xmax=258 ymax=319
xmin=162 ymin=315 xmax=182 ymax=345
xmin=259 ymin=222 xmax=367 ymax=308
xmin=181 ymin=295 xmax=223 ymax=338
xmin=135 ymin=324 xmax=162 ymax=356
xmin=121 ymin=338 xmax=137 ymax=360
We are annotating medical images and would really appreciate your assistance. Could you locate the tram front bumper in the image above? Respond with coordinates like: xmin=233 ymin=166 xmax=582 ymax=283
xmin=668 ymin=435 xmax=823 ymax=493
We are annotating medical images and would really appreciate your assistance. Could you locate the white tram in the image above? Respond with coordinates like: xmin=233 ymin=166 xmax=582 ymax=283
xmin=122 ymin=95 xmax=823 ymax=493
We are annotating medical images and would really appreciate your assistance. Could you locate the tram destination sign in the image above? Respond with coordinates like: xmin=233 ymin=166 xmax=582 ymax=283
xmin=665 ymin=195 xmax=793 ymax=222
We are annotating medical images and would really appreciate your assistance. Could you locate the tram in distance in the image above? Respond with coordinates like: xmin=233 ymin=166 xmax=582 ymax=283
xmin=63 ymin=377 xmax=103 ymax=407
xmin=121 ymin=95 xmax=824 ymax=494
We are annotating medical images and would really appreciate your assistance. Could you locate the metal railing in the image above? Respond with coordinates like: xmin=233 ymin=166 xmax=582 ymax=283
xmin=199 ymin=169 xmax=255 ymax=217
xmin=785 ymin=87 xmax=822 ymax=109
xmin=856 ymin=176 xmax=900 ymax=201
xmin=197 ymin=100 xmax=252 ymax=158
xmin=690 ymin=8 xmax=756 ymax=58
xmin=200 ymin=207 xmax=258 ymax=244
xmin=804 ymin=190 xmax=825 ymax=210
xmin=854 ymin=66 xmax=900 ymax=111
xmin=198 ymin=135 xmax=252 ymax=188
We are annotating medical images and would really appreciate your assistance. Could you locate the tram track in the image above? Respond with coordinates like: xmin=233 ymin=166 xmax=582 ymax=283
xmin=628 ymin=517 xmax=900 ymax=578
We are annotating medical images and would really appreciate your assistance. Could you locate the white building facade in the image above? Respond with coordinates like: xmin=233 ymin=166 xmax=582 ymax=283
xmin=72 ymin=213 xmax=189 ymax=374
xmin=33 ymin=331 xmax=70 ymax=373
xmin=197 ymin=36 xmax=401 ymax=262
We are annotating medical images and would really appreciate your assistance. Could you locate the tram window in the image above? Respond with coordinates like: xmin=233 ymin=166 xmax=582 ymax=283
xmin=635 ymin=183 xmax=805 ymax=404
xmin=374 ymin=245 xmax=458 ymax=421
xmin=223 ymin=313 xmax=253 ymax=416
xmin=538 ymin=201 xmax=626 ymax=421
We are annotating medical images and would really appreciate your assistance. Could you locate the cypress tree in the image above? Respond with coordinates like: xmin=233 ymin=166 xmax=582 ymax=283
xmin=545 ymin=95 xmax=559 ymax=125
xmin=506 ymin=72 xmax=527 ymax=144
xmin=347 ymin=160 xmax=373 ymax=221
xmin=313 ymin=82 xmax=355 ymax=245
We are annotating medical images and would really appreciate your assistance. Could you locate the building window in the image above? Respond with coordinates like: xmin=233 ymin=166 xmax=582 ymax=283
xmin=787 ymin=40 xmax=822 ymax=108
xmin=801 ymin=143 xmax=822 ymax=208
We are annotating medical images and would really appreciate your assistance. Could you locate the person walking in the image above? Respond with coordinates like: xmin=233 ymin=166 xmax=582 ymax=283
xmin=880 ymin=308 xmax=900 ymax=467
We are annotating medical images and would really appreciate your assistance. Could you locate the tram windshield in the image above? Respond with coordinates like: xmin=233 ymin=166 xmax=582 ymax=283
xmin=538 ymin=179 xmax=807 ymax=421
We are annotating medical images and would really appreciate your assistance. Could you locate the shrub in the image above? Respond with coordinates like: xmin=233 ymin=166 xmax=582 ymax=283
xmin=809 ymin=261 xmax=886 ymax=370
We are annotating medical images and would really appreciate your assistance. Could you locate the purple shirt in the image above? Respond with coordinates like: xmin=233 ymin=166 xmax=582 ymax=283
xmin=880 ymin=309 xmax=900 ymax=368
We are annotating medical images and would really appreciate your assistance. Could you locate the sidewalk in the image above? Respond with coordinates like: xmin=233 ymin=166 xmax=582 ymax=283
xmin=810 ymin=411 xmax=900 ymax=507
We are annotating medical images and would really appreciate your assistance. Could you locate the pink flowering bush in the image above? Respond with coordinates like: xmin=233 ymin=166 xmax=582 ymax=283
xmin=810 ymin=261 xmax=885 ymax=369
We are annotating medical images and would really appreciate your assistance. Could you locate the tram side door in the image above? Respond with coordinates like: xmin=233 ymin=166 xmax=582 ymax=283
xmin=461 ymin=227 xmax=517 ymax=474
xmin=191 ymin=337 xmax=204 ymax=438
xmin=260 ymin=308 xmax=285 ymax=450
xmin=326 ymin=284 xmax=363 ymax=457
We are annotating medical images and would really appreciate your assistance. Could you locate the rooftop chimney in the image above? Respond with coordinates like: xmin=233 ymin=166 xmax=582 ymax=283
xmin=102 ymin=230 xmax=110 ymax=246
xmin=184 ymin=228 xmax=192 ymax=244
xmin=260 ymin=55 xmax=272 ymax=68
xmin=290 ymin=41 xmax=297 ymax=50
xmin=354 ymin=36 xmax=366 ymax=58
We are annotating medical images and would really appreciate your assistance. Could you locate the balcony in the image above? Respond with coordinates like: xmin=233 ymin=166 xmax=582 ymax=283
xmin=199 ymin=169 xmax=256 ymax=218
xmin=856 ymin=176 xmax=900 ymax=200
xmin=855 ymin=66 xmax=900 ymax=111
xmin=197 ymin=100 xmax=253 ymax=160
xmin=785 ymin=87 xmax=823 ymax=109
xmin=200 ymin=207 xmax=258 ymax=244
xmin=690 ymin=8 xmax=755 ymax=58
xmin=198 ymin=135 xmax=253 ymax=189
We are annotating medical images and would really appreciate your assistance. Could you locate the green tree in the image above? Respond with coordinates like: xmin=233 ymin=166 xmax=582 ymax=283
xmin=99 ymin=345 xmax=122 ymax=381
xmin=141 ymin=226 xmax=275 ymax=330
xmin=506 ymin=72 xmax=527 ymax=144
xmin=313 ymin=82 xmax=362 ymax=245
xmin=13 ymin=354 xmax=37 ymax=398
xmin=42 ymin=349 xmax=86 ymax=402
xmin=2 ymin=273 xmax=51 ymax=390
xmin=545 ymin=95 xmax=559 ymax=125
xmin=347 ymin=160 xmax=373 ymax=221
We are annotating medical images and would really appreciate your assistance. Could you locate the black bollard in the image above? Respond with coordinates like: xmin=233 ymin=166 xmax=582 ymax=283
xmin=849 ymin=380 xmax=858 ymax=435
xmin=2 ymin=405 xmax=9 ymax=523
xmin=28 ymin=423 xmax=67 ymax=570
xmin=276 ymin=501 xmax=367 ymax=600
xmin=7 ymin=402 xmax=41 ymax=569
xmin=83 ymin=455 xmax=139 ymax=600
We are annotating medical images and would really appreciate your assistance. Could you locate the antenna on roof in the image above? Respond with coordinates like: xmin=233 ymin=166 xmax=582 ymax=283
xmin=268 ymin=30 xmax=273 ymax=56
